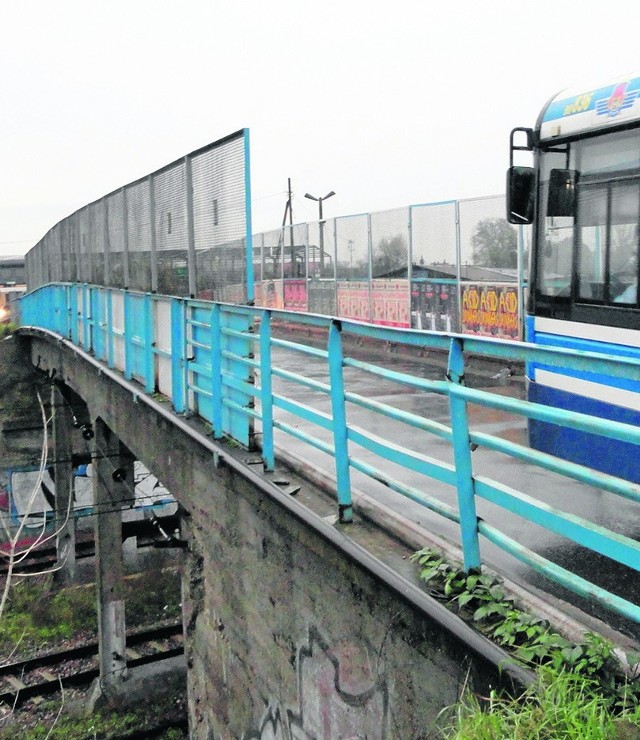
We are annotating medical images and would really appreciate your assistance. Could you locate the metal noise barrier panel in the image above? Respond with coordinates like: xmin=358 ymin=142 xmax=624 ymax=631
xmin=25 ymin=130 xmax=252 ymax=303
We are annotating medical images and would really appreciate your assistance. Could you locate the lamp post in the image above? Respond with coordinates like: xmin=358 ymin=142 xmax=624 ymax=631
xmin=305 ymin=190 xmax=335 ymax=276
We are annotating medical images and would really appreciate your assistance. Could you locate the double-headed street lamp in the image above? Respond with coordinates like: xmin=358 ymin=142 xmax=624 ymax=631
xmin=305 ymin=190 xmax=335 ymax=276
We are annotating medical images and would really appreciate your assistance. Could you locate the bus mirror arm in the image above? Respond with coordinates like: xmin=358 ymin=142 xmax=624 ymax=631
xmin=509 ymin=127 xmax=535 ymax=167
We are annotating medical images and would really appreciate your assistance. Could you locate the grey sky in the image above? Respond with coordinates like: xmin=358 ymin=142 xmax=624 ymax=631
xmin=2 ymin=0 xmax=639 ymax=257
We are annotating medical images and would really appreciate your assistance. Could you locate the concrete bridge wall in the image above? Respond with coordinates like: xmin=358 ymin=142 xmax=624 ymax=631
xmin=24 ymin=331 xmax=523 ymax=738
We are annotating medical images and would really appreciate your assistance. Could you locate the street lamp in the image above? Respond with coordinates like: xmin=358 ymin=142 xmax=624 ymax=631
xmin=305 ymin=190 xmax=335 ymax=276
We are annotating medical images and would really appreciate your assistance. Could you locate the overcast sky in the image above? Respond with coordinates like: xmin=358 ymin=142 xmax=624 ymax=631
xmin=2 ymin=0 xmax=640 ymax=257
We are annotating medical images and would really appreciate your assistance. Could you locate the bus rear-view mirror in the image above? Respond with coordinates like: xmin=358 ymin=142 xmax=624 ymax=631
xmin=506 ymin=166 xmax=535 ymax=224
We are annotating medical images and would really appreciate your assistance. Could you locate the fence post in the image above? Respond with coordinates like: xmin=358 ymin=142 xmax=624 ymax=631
xmin=455 ymin=200 xmax=462 ymax=333
xmin=328 ymin=320 xmax=352 ymax=523
xmin=149 ymin=175 xmax=158 ymax=294
xmin=447 ymin=336 xmax=481 ymax=571
xmin=243 ymin=129 xmax=255 ymax=304
xmin=367 ymin=214 xmax=373 ymax=320
xmin=408 ymin=205 xmax=414 ymax=319
xmin=185 ymin=156 xmax=197 ymax=298
xmin=210 ymin=304 xmax=223 ymax=438
xmin=259 ymin=310 xmax=275 ymax=471
xmin=122 ymin=188 xmax=130 ymax=290
xmin=103 ymin=198 xmax=110 ymax=290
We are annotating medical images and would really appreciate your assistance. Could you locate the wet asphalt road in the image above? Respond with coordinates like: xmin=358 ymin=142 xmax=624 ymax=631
xmin=263 ymin=340 xmax=640 ymax=644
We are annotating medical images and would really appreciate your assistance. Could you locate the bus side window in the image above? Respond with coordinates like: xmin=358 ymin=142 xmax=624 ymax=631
xmin=608 ymin=186 xmax=640 ymax=305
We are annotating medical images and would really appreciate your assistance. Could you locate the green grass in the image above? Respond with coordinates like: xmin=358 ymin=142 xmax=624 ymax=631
xmin=3 ymin=709 xmax=142 ymax=739
xmin=0 ymin=568 xmax=181 ymax=658
xmin=0 ymin=578 xmax=97 ymax=655
xmin=441 ymin=669 xmax=640 ymax=739
xmin=0 ymin=698 xmax=187 ymax=739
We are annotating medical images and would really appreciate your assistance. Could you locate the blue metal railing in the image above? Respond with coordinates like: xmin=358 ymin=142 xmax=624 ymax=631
xmin=19 ymin=283 xmax=640 ymax=626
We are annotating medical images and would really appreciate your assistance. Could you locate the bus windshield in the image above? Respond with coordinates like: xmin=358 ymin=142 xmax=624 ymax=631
xmin=536 ymin=129 xmax=640 ymax=308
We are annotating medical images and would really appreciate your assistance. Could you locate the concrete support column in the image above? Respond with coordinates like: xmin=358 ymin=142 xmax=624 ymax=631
xmin=93 ymin=418 xmax=134 ymax=687
xmin=52 ymin=385 xmax=76 ymax=582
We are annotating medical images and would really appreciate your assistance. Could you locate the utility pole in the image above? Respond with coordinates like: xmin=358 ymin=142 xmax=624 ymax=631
xmin=305 ymin=190 xmax=335 ymax=277
xmin=281 ymin=178 xmax=295 ymax=276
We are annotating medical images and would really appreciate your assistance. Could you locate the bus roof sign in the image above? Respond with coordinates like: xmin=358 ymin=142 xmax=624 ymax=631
xmin=539 ymin=71 xmax=640 ymax=142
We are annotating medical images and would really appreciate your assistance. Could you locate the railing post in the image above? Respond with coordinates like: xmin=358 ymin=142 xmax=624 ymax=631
xmin=91 ymin=288 xmax=102 ymax=359
xmin=54 ymin=285 xmax=63 ymax=334
xmin=210 ymin=304 xmax=223 ymax=439
xmin=144 ymin=294 xmax=155 ymax=393
xmin=82 ymin=284 xmax=90 ymax=351
xmin=106 ymin=290 xmax=114 ymax=368
xmin=70 ymin=287 xmax=79 ymax=345
xmin=447 ymin=336 xmax=481 ymax=571
xmin=328 ymin=320 xmax=352 ymax=523
xmin=171 ymin=298 xmax=187 ymax=414
xmin=124 ymin=292 xmax=132 ymax=381
xmin=259 ymin=310 xmax=275 ymax=471
xmin=66 ymin=285 xmax=73 ymax=339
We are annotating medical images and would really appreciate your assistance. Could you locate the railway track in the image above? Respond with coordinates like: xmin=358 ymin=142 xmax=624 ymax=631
xmin=0 ymin=621 xmax=183 ymax=709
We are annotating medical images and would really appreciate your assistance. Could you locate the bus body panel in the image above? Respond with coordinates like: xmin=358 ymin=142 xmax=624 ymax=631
xmin=527 ymin=380 xmax=640 ymax=483
xmin=525 ymin=314 xmax=640 ymax=482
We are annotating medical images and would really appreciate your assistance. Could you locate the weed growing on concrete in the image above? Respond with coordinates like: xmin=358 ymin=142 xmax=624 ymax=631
xmin=411 ymin=547 xmax=640 ymax=711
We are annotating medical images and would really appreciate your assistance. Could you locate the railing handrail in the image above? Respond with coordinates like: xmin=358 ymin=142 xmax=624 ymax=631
xmin=19 ymin=282 xmax=640 ymax=629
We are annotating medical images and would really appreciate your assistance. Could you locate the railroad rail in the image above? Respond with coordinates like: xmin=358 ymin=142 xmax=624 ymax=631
xmin=0 ymin=621 xmax=183 ymax=708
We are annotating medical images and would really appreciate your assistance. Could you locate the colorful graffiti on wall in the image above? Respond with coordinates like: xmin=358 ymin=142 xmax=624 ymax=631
xmin=461 ymin=283 xmax=520 ymax=339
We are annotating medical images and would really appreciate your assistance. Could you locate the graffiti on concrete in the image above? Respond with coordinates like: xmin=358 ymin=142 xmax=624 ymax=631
xmin=252 ymin=625 xmax=388 ymax=739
